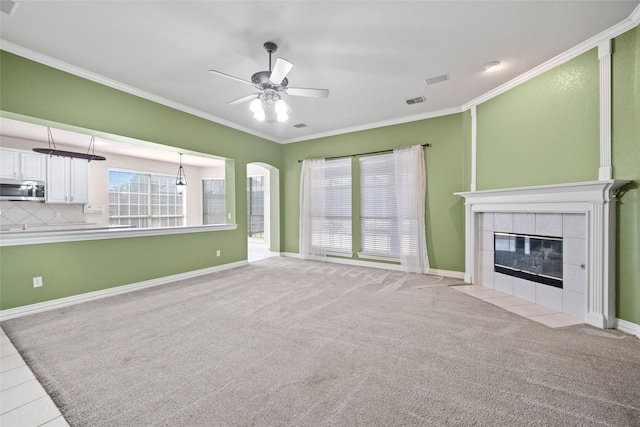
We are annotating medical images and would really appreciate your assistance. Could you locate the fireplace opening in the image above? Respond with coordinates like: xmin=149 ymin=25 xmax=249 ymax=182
xmin=494 ymin=232 xmax=563 ymax=288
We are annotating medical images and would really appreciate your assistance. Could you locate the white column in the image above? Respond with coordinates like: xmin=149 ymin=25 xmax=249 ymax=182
xmin=598 ymin=40 xmax=612 ymax=181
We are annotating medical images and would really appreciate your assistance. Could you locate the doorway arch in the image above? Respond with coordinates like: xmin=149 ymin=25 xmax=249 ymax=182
xmin=247 ymin=162 xmax=280 ymax=260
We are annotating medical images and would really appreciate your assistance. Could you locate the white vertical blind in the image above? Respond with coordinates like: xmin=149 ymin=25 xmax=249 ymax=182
xmin=300 ymin=158 xmax=352 ymax=259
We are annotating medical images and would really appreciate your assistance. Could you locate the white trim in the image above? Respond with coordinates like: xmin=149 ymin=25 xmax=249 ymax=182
xmin=429 ymin=269 xmax=466 ymax=280
xmin=281 ymin=107 xmax=462 ymax=144
xmin=0 ymin=224 xmax=238 ymax=247
xmin=282 ymin=251 xmax=464 ymax=279
xmin=456 ymin=180 xmax=630 ymax=329
xmin=470 ymin=105 xmax=477 ymax=192
xmin=616 ymin=318 xmax=640 ymax=338
xmin=598 ymin=39 xmax=612 ymax=181
xmin=0 ymin=40 xmax=279 ymax=143
xmin=0 ymin=260 xmax=247 ymax=321
xmin=280 ymin=252 xmax=302 ymax=259
xmin=631 ymin=4 xmax=640 ymax=25
xmin=461 ymin=13 xmax=640 ymax=112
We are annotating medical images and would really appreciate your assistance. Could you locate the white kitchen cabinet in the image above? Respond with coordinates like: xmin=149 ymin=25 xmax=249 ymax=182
xmin=0 ymin=148 xmax=46 ymax=181
xmin=46 ymin=156 xmax=89 ymax=204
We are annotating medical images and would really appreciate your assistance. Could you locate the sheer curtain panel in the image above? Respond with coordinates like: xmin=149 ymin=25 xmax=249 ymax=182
xmin=300 ymin=158 xmax=327 ymax=260
xmin=394 ymin=145 xmax=429 ymax=273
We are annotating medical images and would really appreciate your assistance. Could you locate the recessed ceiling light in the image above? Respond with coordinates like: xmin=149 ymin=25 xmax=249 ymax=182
xmin=482 ymin=61 xmax=501 ymax=72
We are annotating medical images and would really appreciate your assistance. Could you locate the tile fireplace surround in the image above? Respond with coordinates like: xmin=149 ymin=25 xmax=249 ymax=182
xmin=456 ymin=180 xmax=629 ymax=329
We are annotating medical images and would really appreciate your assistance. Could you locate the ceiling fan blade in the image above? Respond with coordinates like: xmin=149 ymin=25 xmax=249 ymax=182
xmin=227 ymin=94 xmax=260 ymax=105
xmin=208 ymin=69 xmax=254 ymax=86
xmin=269 ymin=58 xmax=293 ymax=85
xmin=286 ymin=87 xmax=329 ymax=98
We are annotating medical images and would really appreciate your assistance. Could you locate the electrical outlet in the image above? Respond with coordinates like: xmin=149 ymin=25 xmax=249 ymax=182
xmin=227 ymin=213 xmax=231 ymax=220
xmin=216 ymin=250 xmax=221 ymax=257
xmin=33 ymin=276 xmax=43 ymax=288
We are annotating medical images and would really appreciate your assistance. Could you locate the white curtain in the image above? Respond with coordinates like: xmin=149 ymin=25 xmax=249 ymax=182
xmin=299 ymin=158 xmax=327 ymax=260
xmin=394 ymin=145 xmax=429 ymax=273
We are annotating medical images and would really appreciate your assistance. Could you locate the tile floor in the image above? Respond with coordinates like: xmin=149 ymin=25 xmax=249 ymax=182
xmin=453 ymin=284 xmax=584 ymax=328
xmin=1 ymin=328 xmax=69 ymax=426
xmin=248 ymin=238 xmax=278 ymax=262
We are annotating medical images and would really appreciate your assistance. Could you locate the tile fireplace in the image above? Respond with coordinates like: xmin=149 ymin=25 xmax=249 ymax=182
xmin=456 ymin=180 xmax=628 ymax=329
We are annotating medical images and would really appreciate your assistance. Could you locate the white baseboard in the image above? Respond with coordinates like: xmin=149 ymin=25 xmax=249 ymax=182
xmin=616 ymin=318 xmax=640 ymax=338
xmin=280 ymin=252 xmax=464 ymax=278
xmin=0 ymin=260 xmax=248 ymax=322
xmin=428 ymin=269 xmax=466 ymax=280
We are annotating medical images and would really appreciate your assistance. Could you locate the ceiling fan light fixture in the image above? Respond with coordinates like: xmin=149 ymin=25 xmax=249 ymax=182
xmin=275 ymin=99 xmax=287 ymax=114
xmin=277 ymin=112 xmax=289 ymax=123
xmin=254 ymin=109 xmax=266 ymax=122
xmin=249 ymin=98 xmax=263 ymax=112
xmin=482 ymin=61 xmax=501 ymax=72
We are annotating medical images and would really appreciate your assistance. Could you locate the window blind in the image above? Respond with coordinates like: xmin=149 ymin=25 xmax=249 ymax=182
xmin=310 ymin=158 xmax=352 ymax=253
xmin=359 ymin=153 xmax=399 ymax=257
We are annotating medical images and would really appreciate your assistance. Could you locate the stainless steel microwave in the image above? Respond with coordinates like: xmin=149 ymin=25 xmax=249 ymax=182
xmin=0 ymin=179 xmax=45 ymax=201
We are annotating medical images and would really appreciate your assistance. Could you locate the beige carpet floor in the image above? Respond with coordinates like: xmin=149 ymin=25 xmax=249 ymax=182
xmin=2 ymin=257 xmax=640 ymax=426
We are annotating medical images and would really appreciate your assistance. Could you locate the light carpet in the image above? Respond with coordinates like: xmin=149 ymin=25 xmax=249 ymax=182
xmin=2 ymin=257 xmax=639 ymax=426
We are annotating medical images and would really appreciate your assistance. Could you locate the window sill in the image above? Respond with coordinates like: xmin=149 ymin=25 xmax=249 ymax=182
xmin=0 ymin=224 xmax=238 ymax=247
xmin=357 ymin=252 xmax=400 ymax=263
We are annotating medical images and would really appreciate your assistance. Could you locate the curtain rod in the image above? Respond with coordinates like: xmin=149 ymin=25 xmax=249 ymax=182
xmin=297 ymin=143 xmax=431 ymax=163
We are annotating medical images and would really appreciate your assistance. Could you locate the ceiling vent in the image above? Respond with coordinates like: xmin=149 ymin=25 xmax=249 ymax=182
xmin=293 ymin=123 xmax=307 ymax=128
xmin=424 ymin=73 xmax=449 ymax=86
xmin=405 ymin=96 xmax=426 ymax=106
xmin=1 ymin=0 xmax=17 ymax=15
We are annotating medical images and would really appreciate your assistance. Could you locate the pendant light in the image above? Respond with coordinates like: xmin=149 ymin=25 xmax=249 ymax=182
xmin=175 ymin=153 xmax=187 ymax=194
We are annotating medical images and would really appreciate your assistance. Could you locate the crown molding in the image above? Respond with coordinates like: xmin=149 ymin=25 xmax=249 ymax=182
xmin=281 ymin=107 xmax=463 ymax=144
xmin=462 ymin=6 xmax=640 ymax=111
xmin=0 ymin=40 xmax=280 ymax=144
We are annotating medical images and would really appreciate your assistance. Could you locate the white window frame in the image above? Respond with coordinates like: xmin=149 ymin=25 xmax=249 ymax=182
xmin=108 ymin=168 xmax=185 ymax=228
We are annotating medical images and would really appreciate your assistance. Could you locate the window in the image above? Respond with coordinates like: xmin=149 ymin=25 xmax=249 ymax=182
xmin=109 ymin=169 xmax=184 ymax=228
xmin=247 ymin=175 xmax=265 ymax=238
xmin=302 ymin=158 xmax=352 ymax=255
xmin=359 ymin=153 xmax=398 ymax=257
xmin=202 ymin=178 xmax=226 ymax=225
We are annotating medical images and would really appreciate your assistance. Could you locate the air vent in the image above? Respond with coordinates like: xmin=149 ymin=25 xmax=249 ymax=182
xmin=405 ymin=96 xmax=426 ymax=106
xmin=293 ymin=123 xmax=307 ymax=128
xmin=1 ymin=0 xmax=17 ymax=15
xmin=424 ymin=73 xmax=449 ymax=86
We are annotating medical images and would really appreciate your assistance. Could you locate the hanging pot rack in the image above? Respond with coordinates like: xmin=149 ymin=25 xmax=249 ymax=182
xmin=33 ymin=127 xmax=106 ymax=161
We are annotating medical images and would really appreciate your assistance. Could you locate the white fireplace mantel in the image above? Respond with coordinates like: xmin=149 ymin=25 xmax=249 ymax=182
xmin=455 ymin=180 xmax=629 ymax=329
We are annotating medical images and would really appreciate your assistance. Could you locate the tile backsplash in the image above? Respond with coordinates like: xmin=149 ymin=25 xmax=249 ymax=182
xmin=0 ymin=201 xmax=86 ymax=227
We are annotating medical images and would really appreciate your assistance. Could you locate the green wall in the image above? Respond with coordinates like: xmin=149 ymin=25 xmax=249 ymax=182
xmin=612 ymin=27 xmax=640 ymax=325
xmin=474 ymin=29 xmax=640 ymax=325
xmin=0 ymin=51 xmax=283 ymax=310
xmin=477 ymin=49 xmax=600 ymax=189
xmin=281 ymin=113 xmax=469 ymax=272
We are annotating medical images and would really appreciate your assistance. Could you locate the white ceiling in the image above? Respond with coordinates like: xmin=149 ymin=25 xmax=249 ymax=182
xmin=1 ymin=1 xmax=639 ymax=144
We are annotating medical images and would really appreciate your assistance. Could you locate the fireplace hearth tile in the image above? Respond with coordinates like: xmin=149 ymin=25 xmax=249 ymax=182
xmin=563 ymin=264 xmax=586 ymax=294
xmin=504 ymin=303 xmax=559 ymax=317
xmin=528 ymin=312 xmax=583 ymax=328
xmin=484 ymin=296 xmax=531 ymax=308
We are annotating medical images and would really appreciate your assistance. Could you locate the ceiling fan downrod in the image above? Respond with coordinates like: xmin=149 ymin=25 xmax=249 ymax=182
xmin=263 ymin=41 xmax=278 ymax=72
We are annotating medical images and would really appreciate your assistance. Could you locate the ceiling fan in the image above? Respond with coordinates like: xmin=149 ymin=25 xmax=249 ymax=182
xmin=208 ymin=42 xmax=329 ymax=123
